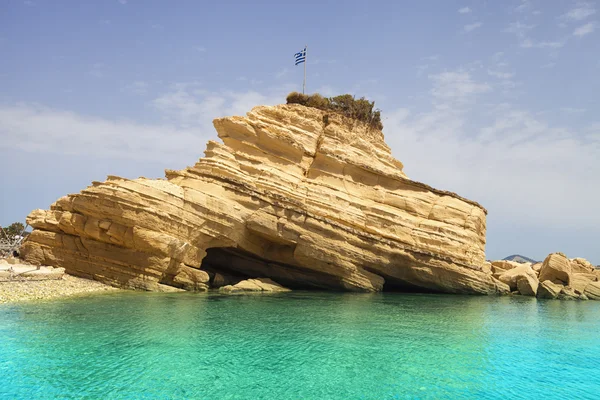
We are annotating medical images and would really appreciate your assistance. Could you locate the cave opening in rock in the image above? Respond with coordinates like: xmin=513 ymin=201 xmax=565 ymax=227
xmin=379 ymin=273 xmax=444 ymax=294
xmin=199 ymin=247 xmax=340 ymax=290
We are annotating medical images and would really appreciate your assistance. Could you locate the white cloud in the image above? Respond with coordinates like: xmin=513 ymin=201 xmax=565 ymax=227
xmin=573 ymin=22 xmax=595 ymax=37
xmin=458 ymin=7 xmax=471 ymax=14
xmin=560 ymin=107 xmax=586 ymax=114
xmin=194 ymin=46 xmax=206 ymax=52
xmin=505 ymin=22 xmax=536 ymax=38
xmin=0 ymin=86 xmax=290 ymax=163
xmin=515 ymin=0 xmax=530 ymax=13
xmin=464 ymin=22 xmax=483 ymax=32
xmin=124 ymin=81 xmax=149 ymax=95
xmin=429 ymin=71 xmax=491 ymax=103
xmin=563 ymin=4 xmax=596 ymax=21
xmin=384 ymin=78 xmax=600 ymax=229
xmin=520 ymin=38 xmax=565 ymax=48
xmin=487 ymin=70 xmax=515 ymax=79
xmin=118 ymin=0 xmax=127 ymax=4
xmin=0 ymin=103 xmax=205 ymax=163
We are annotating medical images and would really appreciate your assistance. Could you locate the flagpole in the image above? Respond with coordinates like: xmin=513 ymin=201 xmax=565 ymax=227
xmin=303 ymin=45 xmax=307 ymax=94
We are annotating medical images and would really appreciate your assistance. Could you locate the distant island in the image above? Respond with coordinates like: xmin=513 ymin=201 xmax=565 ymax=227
xmin=503 ymin=254 xmax=539 ymax=264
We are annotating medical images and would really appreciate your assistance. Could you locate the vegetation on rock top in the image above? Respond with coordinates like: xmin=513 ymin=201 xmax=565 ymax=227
xmin=286 ymin=92 xmax=384 ymax=130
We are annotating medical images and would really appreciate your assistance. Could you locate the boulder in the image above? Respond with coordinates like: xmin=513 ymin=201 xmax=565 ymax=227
xmin=531 ymin=262 xmax=543 ymax=272
xmin=570 ymin=258 xmax=595 ymax=273
xmin=497 ymin=265 xmax=538 ymax=291
xmin=517 ymin=275 xmax=538 ymax=296
xmin=482 ymin=261 xmax=492 ymax=274
xmin=537 ymin=280 xmax=563 ymax=300
xmin=170 ymin=265 xmax=210 ymax=291
xmin=558 ymin=287 xmax=578 ymax=300
xmin=219 ymin=278 xmax=291 ymax=293
xmin=492 ymin=277 xmax=511 ymax=295
xmin=538 ymin=253 xmax=572 ymax=286
xmin=210 ymin=272 xmax=241 ymax=288
xmin=584 ymin=282 xmax=600 ymax=300
xmin=570 ymin=273 xmax=596 ymax=294
xmin=491 ymin=260 xmax=521 ymax=273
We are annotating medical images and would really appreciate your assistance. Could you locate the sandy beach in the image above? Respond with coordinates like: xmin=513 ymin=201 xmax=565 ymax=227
xmin=0 ymin=273 xmax=120 ymax=304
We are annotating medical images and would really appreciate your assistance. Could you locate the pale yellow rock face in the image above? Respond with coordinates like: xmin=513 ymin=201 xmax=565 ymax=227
xmin=491 ymin=260 xmax=521 ymax=274
xmin=537 ymin=280 xmax=562 ymax=300
xmin=517 ymin=275 xmax=538 ymax=297
xmin=570 ymin=273 xmax=596 ymax=294
xmin=20 ymin=104 xmax=497 ymax=294
xmin=570 ymin=258 xmax=595 ymax=274
xmin=539 ymin=253 xmax=572 ymax=286
xmin=497 ymin=265 xmax=538 ymax=293
xmin=584 ymin=282 xmax=600 ymax=300
xmin=219 ymin=278 xmax=291 ymax=293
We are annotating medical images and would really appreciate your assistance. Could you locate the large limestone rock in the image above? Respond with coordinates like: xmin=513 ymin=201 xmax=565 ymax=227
xmin=219 ymin=278 xmax=291 ymax=293
xmin=497 ymin=265 xmax=538 ymax=292
xmin=570 ymin=273 xmax=596 ymax=294
xmin=584 ymin=282 xmax=600 ymax=300
xmin=538 ymin=253 xmax=572 ymax=286
xmin=517 ymin=275 xmax=538 ymax=296
xmin=20 ymin=104 xmax=498 ymax=294
xmin=491 ymin=260 xmax=521 ymax=274
xmin=537 ymin=280 xmax=563 ymax=300
xmin=571 ymin=258 xmax=595 ymax=274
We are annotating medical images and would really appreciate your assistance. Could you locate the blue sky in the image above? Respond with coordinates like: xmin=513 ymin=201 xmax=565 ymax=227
xmin=1 ymin=0 xmax=599 ymax=264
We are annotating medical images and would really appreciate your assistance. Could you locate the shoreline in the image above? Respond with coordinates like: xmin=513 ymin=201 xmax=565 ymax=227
xmin=0 ymin=274 xmax=120 ymax=305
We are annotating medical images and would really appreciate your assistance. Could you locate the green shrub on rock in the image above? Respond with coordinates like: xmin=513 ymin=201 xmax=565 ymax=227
xmin=286 ymin=92 xmax=383 ymax=130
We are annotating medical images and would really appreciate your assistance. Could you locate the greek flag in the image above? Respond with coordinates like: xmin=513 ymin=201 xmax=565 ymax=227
xmin=294 ymin=47 xmax=306 ymax=66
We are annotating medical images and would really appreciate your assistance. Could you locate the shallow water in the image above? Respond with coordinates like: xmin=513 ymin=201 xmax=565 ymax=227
xmin=1 ymin=292 xmax=599 ymax=399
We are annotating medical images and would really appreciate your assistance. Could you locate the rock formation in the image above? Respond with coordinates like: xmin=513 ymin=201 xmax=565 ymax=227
xmin=219 ymin=278 xmax=291 ymax=293
xmin=489 ymin=252 xmax=599 ymax=300
xmin=20 ymin=104 xmax=502 ymax=294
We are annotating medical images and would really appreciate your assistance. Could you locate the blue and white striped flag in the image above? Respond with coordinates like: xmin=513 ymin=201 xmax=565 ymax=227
xmin=294 ymin=47 xmax=306 ymax=65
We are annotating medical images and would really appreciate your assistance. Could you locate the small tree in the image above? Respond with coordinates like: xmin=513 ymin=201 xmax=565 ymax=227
xmin=1 ymin=222 xmax=27 ymax=239
xmin=286 ymin=92 xmax=383 ymax=130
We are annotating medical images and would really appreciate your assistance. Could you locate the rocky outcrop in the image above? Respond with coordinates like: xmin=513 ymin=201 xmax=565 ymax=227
xmin=488 ymin=252 xmax=597 ymax=300
xmin=584 ymin=282 xmax=600 ymax=300
xmin=495 ymin=264 xmax=537 ymax=292
xmin=539 ymin=253 xmax=572 ymax=286
xmin=537 ymin=280 xmax=563 ymax=299
xmin=517 ymin=275 xmax=538 ymax=297
xmin=19 ymin=104 xmax=500 ymax=294
xmin=219 ymin=278 xmax=291 ymax=293
xmin=571 ymin=258 xmax=595 ymax=274
xmin=491 ymin=260 xmax=522 ymax=273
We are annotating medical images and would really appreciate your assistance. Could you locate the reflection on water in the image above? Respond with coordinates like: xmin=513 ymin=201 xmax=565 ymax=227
xmin=1 ymin=292 xmax=599 ymax=399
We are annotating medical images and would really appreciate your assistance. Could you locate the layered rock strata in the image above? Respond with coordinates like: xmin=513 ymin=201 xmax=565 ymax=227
xmin=20 ymin=104 xmax=500 ymax=294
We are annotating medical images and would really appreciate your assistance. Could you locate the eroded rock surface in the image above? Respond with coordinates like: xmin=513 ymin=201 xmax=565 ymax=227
xmin=19 ymin=104 xmax=505 ymax=294
xmin=219 ymin=278 xmax=291 ymax=293
xmin=488 ymin=252 xmax=597 ymax=300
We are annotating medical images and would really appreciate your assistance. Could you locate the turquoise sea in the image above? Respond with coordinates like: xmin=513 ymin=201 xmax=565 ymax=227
xmin=1 ymin=292 xmax=599 ymax=399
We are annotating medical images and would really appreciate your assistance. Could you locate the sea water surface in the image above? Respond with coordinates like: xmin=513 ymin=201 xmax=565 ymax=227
xmin=1 ymin=291 xmax=599 ymax=399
